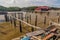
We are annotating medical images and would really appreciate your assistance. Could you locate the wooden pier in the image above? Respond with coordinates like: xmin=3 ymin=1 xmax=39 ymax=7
xmin=0 ymin=11 xmax=60 ymax=40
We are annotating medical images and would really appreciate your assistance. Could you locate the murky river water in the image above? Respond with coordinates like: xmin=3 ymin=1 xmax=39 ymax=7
xmin=0 ymin=15 xmax=5 ymax=22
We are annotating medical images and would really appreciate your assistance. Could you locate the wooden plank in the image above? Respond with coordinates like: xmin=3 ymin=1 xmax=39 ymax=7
xmin=26 ymin=30 xmax=44 ymax=37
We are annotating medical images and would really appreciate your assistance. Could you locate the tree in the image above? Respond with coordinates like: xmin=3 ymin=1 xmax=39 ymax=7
xmin=0 ymin=6 xmax=21 ymax=11
xmin=7 ymin=7 xmax=21 ymax=11
xmin=22 ymin=6 xmax=37 ymax=12
xmin=0 ymin=6 xmax=7 ymax=11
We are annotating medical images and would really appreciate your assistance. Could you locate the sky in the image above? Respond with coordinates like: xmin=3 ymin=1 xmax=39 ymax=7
xmin=0 ymin=0 xmax=60 ymax=7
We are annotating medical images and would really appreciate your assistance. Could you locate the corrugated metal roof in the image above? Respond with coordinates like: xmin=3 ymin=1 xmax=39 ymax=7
xmin=35 ymin=6 xmax=49 ymax=10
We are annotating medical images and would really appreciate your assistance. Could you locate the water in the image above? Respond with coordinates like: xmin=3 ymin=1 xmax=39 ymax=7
xmin=0 ymin=15 xmax=5 ymax=22
xmin=0 ymin=20 xmax=5 ymax=22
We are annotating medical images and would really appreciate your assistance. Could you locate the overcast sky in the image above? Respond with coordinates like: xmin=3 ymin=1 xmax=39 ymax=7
xmin=0 ymin=0 xmax=60 ymax=7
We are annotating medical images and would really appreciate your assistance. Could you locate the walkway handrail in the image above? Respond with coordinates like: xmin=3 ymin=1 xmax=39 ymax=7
xmin=9 ymin=15 xmax=60 ymax=30
xmin=10 ymin=15 xmax=42 ymax=30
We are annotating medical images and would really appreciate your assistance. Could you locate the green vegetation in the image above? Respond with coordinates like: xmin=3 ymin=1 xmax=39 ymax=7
xmin=0 ymin=6 xmax=7 ymax=11
xmin=7 ymin=7 xmax=21 ymax=11
xmin=21 ymin=6 xmax=37 ymax=12
xmin=0 ymin=6 xmax=21 ymax=11
xmin=50 ymin=7 xmax=60 ymax=10
xmin=0 ymin=5 xmax=60 ymax=11
xmin=0 ymin=6 xmax=37 ymax=11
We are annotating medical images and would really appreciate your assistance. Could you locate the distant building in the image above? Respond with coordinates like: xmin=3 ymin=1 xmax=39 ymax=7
xmin=35 ymin=6 xmax=50 ymax=13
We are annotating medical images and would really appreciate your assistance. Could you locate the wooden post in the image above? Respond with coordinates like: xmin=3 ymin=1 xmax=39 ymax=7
xmin=35 ymin=15 xmax=37 ymax=26
xmin=31 ymin=15 xmax=38 ymax=32
xmin=58 ymin=16 xmax=60 ymax=23
xmin=21 ymin=13 xmax=23 ymax=20
xmin=7 ymin=14 xmax=9 ymax=22
xmin=13 ymin=13 xmax=16 ymax=28
xmin=47 ymin=12 xmax=49 ymax=16
xmin=15 ymin=13 xmax=17 ymax=18
xmin=11 ymin=13 xmax=14 ymax=24
xmin=25 ymin=13 xmax=27 ymax=19
xmin=30 ymin=15 xmax=34 ymax=32
xmin=5 ymin=14 xmax=9 ymax=22
xmin=27 ymin=16 xmax=29 ymax=23
xmin=57 ymin=13 xmax=59 ymax=16
xmin=18 ymin=13 xmax=23 ymax=32
xmin=44 ymin=16 xmax=46 ymax=24
xmin=30 ymin=15 xmax=31 ymax=24
xmin=14 ymin=18 xmax=16 ymax=27
xmin=10 ymin=16 xmax=12 ymax=24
